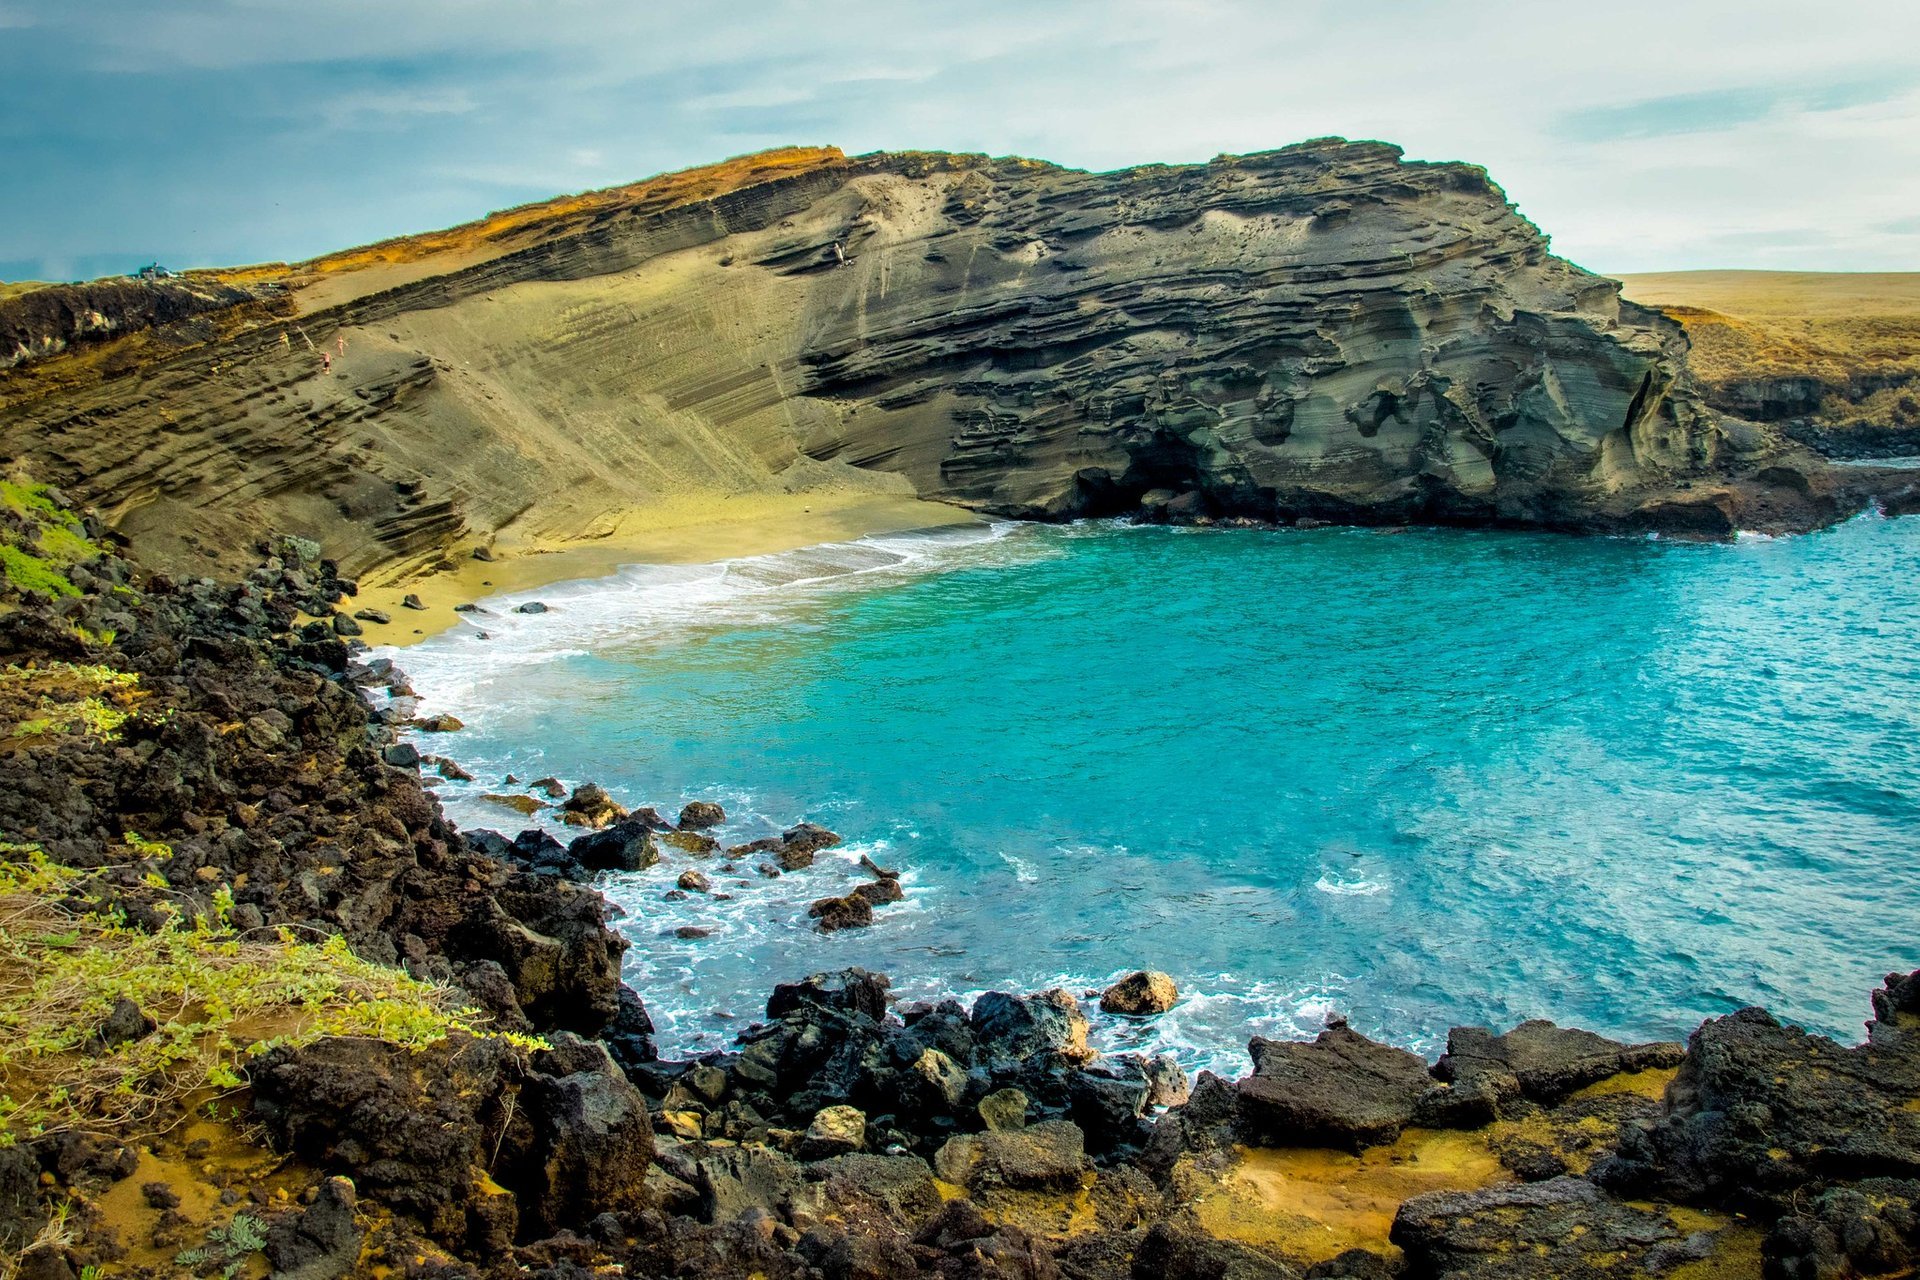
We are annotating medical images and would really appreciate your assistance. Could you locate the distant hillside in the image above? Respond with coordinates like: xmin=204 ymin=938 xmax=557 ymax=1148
xmin=1620 ymin=271 xmax=1920 ymax=457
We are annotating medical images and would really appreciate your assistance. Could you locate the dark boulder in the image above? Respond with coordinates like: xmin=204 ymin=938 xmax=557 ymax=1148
xmin=1600 ymin=991 xmax=1920 ymax=1210
xmin=808 ymin=893 xmax=873 ymax=932
xmin=1236 ymin=1026 xmax=1431 ymax=1151
xmin=768 ymin=969 xmax=891 ymax=1024
xmin=265 ymin=1175 xmax=363 ymax=1280
xmin=518 ymin=1034 xmax=657 ymax=1238
xmin=567 ymin=820 xmax=660 ymax=873
xmin=776 ymin=821 xmax=842 ymax=869
xmin=971 ymin=989 xmax=1094 ymax=1067
xmin=1131 ymin=1220 xmax=1299 ymax=1280
xmin=250 ymin=1034 xmax=523 ymax=1246
xmin=1420 ymin=1020 xmax=1684 ymax=1126
xmin=89 ymin=995 xmax=155 ymax=1052
xmin=933 ymin=1120 xmax=1089 ymax=1192
xmin=603 ymin=984 xmax=658 ymax=1076
xmin=1392 ymin=1176 xmax=1748 ymax=1279
xmin=678 ymin=801 xmax=726 ymax=830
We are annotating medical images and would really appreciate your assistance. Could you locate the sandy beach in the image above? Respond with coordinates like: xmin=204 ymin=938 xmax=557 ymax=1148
xmin=348 ymin=490 xmax=981 ymax=647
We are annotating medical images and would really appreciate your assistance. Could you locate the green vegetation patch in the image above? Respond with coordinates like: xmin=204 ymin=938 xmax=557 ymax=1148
xmin=0 ymin=846 xmax=518 ymax=1145
xmin=0 ymin=478 xmax=100 ymax=600
xmin=0 ymin=662 xmax=142 ymax=745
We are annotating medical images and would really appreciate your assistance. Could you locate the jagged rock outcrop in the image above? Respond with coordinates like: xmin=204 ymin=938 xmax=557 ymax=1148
xmin=3 ymin=140 xmax=1900 ymax=586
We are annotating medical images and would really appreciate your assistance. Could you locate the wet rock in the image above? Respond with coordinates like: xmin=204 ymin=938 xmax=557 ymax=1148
xmin=567 ymin=820 xmax=660 ymax=873
xmin=1236 ymin=1026 xmax=1431 ymax=1151
xmin=677 ymin=801 xmax=726 ymax=830
xmin=530 ymin=776 xmax=567 ymax=799
xmin=767 ymin=969 xmax=891 ymax=1023
xmin=800 ymin=1105 xmax=867 ymax=1160
xmin=265 ymin=1175 xmax=362 ymax=1280
xmin=675 ymin=926 xmax=711 ymax=940
xmin=663 ymin=830 xmax=719 ymax=855
xmin=777 ymin=821 xmax=842 ymax=869
xmin=1100 ymin=970 xmax=1179 ymax=1016
xmin=560 ymin=783 xmax=626 ymax=829
xmin=1069 ymin=1057 xmax=1152 ymax=1148
xmin=933 ymin=1119 xmax=1089 ymax=1192
xmin=971 ymin=989 xmax=1094 ymax=1066
xmin=808 ymin=893 xmax=873 ymax=932
xmin=414 ymin=713 xmax=464 ymax=732
xmin=428 ymin=755 xmax=474 ymax=782
xmin=677 ymin=869 xmax=711 ymax=892
xmin=852 ymin=877 xmax=904 ymax=905
xmin=484 ymin=793 xmax=549 ymax=820
xmin=1142 ymin=1053 xmax=1191 ymax=1109
xmin=515 ymin=601 xmax=548 ymax=614
xmin=381 ymin=742 xmax=421 ymax=769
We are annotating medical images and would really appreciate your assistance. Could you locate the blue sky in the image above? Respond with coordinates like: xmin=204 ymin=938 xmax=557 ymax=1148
xmin=4 ymin=0 xmax=1918 ymax=281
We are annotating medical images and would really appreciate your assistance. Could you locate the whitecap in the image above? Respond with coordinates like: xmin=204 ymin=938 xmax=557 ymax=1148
xmin=1314 ymin=873 xmax=1386 ymax=897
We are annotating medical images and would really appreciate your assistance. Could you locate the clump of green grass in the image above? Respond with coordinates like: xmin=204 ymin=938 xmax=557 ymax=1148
xmin=0 ymin=847 xmax=527 ymax=1145
xmin=0 ymin=478 xmax=100 ymax=600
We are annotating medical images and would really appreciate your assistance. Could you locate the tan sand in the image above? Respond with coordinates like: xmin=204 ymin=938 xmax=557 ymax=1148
xmin=349 ymin=491 xmax=980 ymax=647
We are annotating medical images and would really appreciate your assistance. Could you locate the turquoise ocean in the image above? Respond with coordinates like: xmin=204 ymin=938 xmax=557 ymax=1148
xmin=387 ymin=513 xmax=1920 ymax=1075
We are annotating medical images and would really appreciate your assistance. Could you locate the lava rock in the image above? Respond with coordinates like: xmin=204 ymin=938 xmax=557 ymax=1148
xmin=1100 ymin=970 xmax=1179 ymax=1016
xmin=567 ymin=820 xmax=660 ymax=873
xmin=807 ymin=894 xmax=873 ymax=932
xmin=799 ymin=1105 xmax=866 ymax=1160
xmin=678 ymin=801 xmax=726 ymax=830
xmin=971 ymin=989 xmax=1094 ymax=1066
xmin=933 ymin=1120 xmax=1088 ymax=1192
xmin=1236 ymin=1025 xmax=1432 ymax=1151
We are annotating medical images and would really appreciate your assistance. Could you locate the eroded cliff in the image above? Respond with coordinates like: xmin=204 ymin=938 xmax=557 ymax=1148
xmin=0 ymin=141 xmax=1901 ymax=582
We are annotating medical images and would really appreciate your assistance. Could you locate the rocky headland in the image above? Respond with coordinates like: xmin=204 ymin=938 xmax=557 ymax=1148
xmin=4 ymin=141 xmax=1917 ymax=617
xmin=1 ymin=142 xmax=1918 ymax=1278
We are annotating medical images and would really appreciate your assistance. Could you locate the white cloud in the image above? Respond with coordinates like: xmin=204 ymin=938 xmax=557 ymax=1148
xmin=11 ymin=0 xmax=1920 ymax=272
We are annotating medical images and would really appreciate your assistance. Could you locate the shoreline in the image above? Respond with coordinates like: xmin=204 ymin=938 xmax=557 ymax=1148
xmin=348 ymin=491 xmax=983 ymax=648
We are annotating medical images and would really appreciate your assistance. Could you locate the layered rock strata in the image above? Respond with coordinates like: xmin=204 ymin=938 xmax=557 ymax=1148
xmin=5 ymin=141 xmax=1909 ymax=586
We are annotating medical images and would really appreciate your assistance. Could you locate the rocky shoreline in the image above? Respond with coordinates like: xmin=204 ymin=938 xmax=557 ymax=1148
xmin=0 ymin=484 xmax=1914 ymax=1279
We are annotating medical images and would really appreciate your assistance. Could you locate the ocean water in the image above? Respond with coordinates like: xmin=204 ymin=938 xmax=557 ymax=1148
xmin=387 ymin=514 xmax=1920 ymax=1076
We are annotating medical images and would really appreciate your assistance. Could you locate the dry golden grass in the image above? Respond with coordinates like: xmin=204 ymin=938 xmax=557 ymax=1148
xmin=297 ymin=145 xmax=844 ymax=277
xmin=1619 ymin=270 xmax=1920 ymax=389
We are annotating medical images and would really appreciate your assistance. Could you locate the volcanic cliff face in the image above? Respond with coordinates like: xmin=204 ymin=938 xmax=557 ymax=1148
xmin=0 ymin=140 xmax=1894 ymax=580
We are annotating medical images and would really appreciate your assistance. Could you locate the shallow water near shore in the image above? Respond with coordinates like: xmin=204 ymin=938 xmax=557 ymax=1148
xmin=391 ymin=514 xmax=1920 ymax=1075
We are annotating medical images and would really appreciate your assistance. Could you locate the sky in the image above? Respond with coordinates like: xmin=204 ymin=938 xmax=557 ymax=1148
xmin=4 ymin=0 xmax=1919 ymax=282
